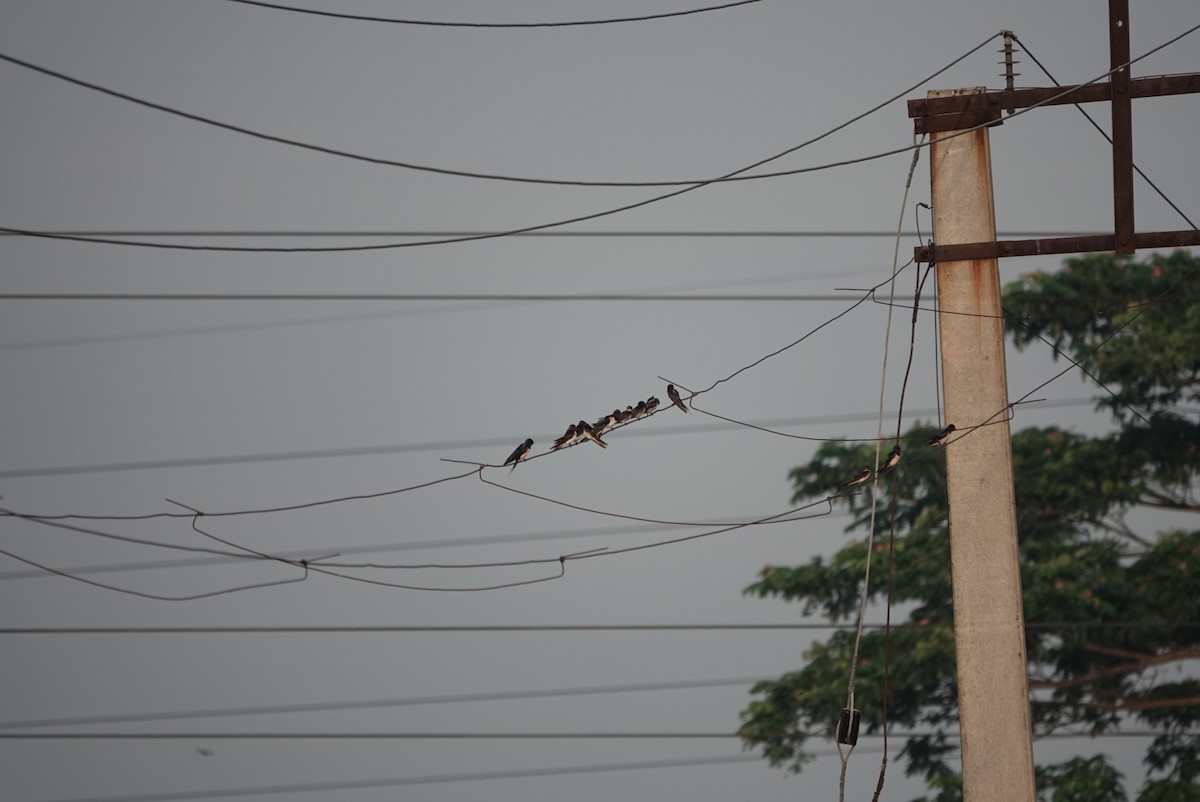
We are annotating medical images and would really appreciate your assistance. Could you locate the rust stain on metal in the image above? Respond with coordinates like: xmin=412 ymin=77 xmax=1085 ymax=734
xmin=916 ymin=229 xmax=1200 ymax=263
xmin=968 ymin=260 xmax=988 ymax=330
xmin=907 ymin=73 xmax=1200 ymax=118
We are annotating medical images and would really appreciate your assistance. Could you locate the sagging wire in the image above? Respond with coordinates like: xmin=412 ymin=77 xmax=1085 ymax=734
xmin=1 ymin=468 xmax=480 ymax=523
xmin=0 ymin=547 xmax=316 ymax=602
xmin=226 ymin=0 xmax=765 ymax=28
xmin=170 ymin=497 xmax=601 ymax=593
xmin=835 ymin=131 xmax=923 ymax=802
xmin=9 ymin=22 xmax=1200 ymax=255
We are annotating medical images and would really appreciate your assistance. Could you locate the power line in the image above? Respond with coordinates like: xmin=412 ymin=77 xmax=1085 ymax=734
xmin=46 ymin=740 xmax=1190 ymax=802
xmin=0 ymin=624 xmax=900 ymax=635
xmin=0 ymin=546 xmax=316 ymax=602
xmin=0 ymin=490 xmax=838 ymax=600
xmin=226 ymin=0 xmax=765 ymax=28
xmin=0 ymin=256 xmax=1150 ymax=593
xmin=0 ymin=517 xmax=810 ymax=582
xmin=1 ymin=660 xmax=1190 ymax=730
xmin=4 ymin=26 xmax=1197 ymax=256
xmin=0 ymin=676 xmax=770 ymax=730
xmin=1 ymin=621 xmax=1185 ymax=635
xmin=26 ymin=754 xmax=790 ymax=802
xmin=0 ymin=291 xmax=1161 ymax=355
xmin=0 ymin=398 xmax=1094 ymax=479
xmin=0 ymin=271 xmax=874 ymax=351
xmin=0 ymin=35 xmax=1007 ymax=256
xmin=0 ymin=292 xmax=902 ymax=302
xmin=1 ymin=730 xmax=742 ymax=740
xmin=0 ymin=35 xmax=992 ymax=190
xmin=0 ymin=229 xmax=1104 ymax=238
xmin=0 ymin=257 xmax=1118 ymax=588
xmin=1 ymin=730 xmax=1178 ymax=740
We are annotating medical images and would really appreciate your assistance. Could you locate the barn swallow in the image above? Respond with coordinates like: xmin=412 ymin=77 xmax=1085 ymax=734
xmin=632 ymin=400 xmax=648 ymax=418
xmin=844 ymin=466 xmax=872 ymax=487
xmin=576 ymin=420 xmax=607 ymax=448
xmin=645 ymin=396 xmax=660 ymax=414
xmin=878 ymin=445 xmax=902 ymax=474
xmin=667 ymin=384 xmax=688 ymax=413
xmin=503 ymin=438 xmax=534 ymax=471
xmin=593 ymin=411 xmax=620 ymax=435
xmin=926 ymin=424 xmax=956 ymax=447
xmin=552 ymin=424 xmax=578 ymax=450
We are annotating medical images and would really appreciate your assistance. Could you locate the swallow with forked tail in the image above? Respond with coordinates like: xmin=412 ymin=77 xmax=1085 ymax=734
xmin=667 ymin=384 xmax=688 ymax=413
xmin=576 ymin=420 xmax=607 ymax=448
xmin=503 ymin=438 xmax=534 ymax=472
xmin=593 ymin=411 xmax=621 ymax=435
xmin=878 ymin=445 xmax=902 ymax=474
xmin=844 ymin=466 xmax=872 ymax=487
xmin=552 ymin=424 xmax=578 ymax=450
xmin=926 ymin=424 xmax=956 ymax=447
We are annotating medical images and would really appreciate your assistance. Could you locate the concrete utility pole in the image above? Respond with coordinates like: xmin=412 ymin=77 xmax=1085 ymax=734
xmin=907 ymin=6 xmax=1200 ymax=798
xmin=928 ymin=88 xmax=1036 ymax=802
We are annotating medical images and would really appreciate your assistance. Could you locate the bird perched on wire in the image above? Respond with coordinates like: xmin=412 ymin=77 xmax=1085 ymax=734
xmin=667 ymin=384 xmax=688 ymax=413
xmin=644 ymin=396 xmax=660 ymax=415
xmin=503 ymin=438 xmax=534 ymax=472
xmin=593 ymin=410 xmax=622 ymax=436
xmin=632 ymin=400 xmax=648 ymax=419
xmin=878 ymin=445 xmax=902 ymax=474
xmin=575 ymin=420 xmax=607 ymax=448
xmin=926 ymin=424 xmax=956 ymax=447
xmin=552 ymin=423 xmax=578 ymax=450
xmin=844 ymin=466 xmax=872 ymax=487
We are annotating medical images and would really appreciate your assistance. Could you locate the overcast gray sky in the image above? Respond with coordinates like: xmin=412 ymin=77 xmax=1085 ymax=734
xmin=1 ymin=2 xmax=1198 ymax=801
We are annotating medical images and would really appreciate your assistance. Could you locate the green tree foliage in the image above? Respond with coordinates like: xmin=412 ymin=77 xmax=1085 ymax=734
xmin=738 ymin=252 xmax=1200 ymax=801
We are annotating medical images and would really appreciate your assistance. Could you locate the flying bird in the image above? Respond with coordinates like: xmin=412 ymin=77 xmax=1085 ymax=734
xmin=645 ymin=396 xmax=660 ymax=414
xmin=552 ymin=424 xmax=578 ymax=450
xmin=926 ymin=424 xmax=956 ymax=447
xmin=878 ymin=445 xmax=902 ymax=474
xmin=503 ymin=438 xmax=534 ymax=472
xmin=576 ymin=420 xmax=607 ymax=448
xmin=667 ymin=384 xmax=688 ymax=413
xmin=844 ymin=466 xmax=872 ymax=487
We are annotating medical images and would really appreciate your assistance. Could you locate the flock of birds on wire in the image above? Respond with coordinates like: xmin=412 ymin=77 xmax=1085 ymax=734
xmin=501 ymin=384 xmax=688 ymax=471
xmin=842 ymin=423 xmax=956 ymax=487
xmin=501 ymin=382 xmax=957 ymax=487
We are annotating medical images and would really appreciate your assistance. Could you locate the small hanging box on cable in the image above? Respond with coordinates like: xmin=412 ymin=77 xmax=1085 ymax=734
xmin=836 ymin=708 xmax=861 ymax=746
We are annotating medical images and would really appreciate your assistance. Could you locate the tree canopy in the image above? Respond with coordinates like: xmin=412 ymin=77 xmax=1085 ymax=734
xmin=738 ymin=251 xmax=1200 ymax=801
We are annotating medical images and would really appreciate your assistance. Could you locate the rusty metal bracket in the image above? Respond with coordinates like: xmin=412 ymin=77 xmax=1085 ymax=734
xmin=914 ymin=104 xmax=1003 ymax=135
xmin=1109 ymin=0 xmax=1135 ymax=254
xmin=907 ymin=73 xmax=1200 ymax=119
xmin=915 ymin=230 xmax=1200 ymax=264
xmin=909 ymin=2 xmax=1200 ymax=264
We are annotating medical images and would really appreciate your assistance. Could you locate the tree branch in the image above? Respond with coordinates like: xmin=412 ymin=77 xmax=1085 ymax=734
xmin=1029 ymin=649 xmax=1200 ymax=691
xmin=1090 ymin=517 xmax=1154 ymax=547
xmin=1033 ymin=695 xmax=1200 ymax=712
xmin=1140 ymin=486 xmax=1200 ymax=512
xmin=1084 ymin=643 xmax=1153 ymax=660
